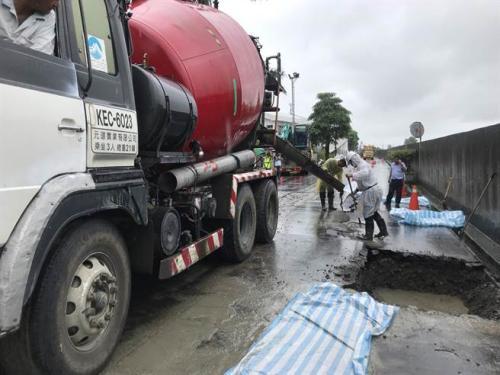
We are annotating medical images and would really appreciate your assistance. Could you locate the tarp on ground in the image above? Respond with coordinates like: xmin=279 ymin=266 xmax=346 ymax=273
xmin=225 ymin=283 xmax=398 ymax=375
xmin=390 ymin=208 xmax=465 ymax=228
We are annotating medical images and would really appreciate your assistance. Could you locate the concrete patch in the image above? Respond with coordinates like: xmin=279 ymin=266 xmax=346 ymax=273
xmin=370 ymin=307 xmax=500 ymax=375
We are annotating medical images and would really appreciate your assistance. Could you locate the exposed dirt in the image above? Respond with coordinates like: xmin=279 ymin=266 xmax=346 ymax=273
xmin=353 ymin=250 xmax=500 ymax=320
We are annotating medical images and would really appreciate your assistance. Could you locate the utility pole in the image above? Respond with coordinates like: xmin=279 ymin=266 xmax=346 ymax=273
xmin=288 ymin=72 xmax=300 ymax=125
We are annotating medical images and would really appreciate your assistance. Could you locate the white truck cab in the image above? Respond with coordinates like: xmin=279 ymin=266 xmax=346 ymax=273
xmin=0 ymin=1 xmax=283 ymax=374
xmin=0 ymin=1 xmax=146 ymax=373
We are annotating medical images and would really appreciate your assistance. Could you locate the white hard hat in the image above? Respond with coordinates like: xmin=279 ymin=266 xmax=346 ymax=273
xmin=345 ymin=151 xmax=362 ymax=167
xmin=345 ymin=151 xmax=357 ymax=163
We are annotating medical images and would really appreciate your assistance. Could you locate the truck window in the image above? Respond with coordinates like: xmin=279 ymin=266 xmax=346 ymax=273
xmin=71 ymin=0 xmax=116 ymax=75
xmin=294 ymin=126 xmax=308 ymax=149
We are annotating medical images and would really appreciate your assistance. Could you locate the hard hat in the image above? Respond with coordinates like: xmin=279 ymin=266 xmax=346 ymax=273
xmin=345 ymin=151 xmax=357 ymax=163
xmin=345 ymin=151 xmax=362 ymax=167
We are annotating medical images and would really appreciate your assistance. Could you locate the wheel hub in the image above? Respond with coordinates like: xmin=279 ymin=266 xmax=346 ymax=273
xmin=93 ymin=291 xmax=109 ymax=313
xmin=65 ymin=256 xmax=118 ymax=350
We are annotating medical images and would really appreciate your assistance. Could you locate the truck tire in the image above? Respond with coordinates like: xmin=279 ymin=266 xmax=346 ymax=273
xmin=0 ymin=320 xmax=40 ymax=375
xmin=28 ymin=219 xmax=131 ymax=375
xmin=220 ymin=183 xmax=256 ymax=262
xmin=254 ymin=179 xmax=279 ymax=243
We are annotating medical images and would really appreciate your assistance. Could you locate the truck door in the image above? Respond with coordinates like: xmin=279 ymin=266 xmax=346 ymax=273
xmin=0 ymin=5 xmax=86 ymax=247
xmin=67 ymin=0 xmax=138 ymax=169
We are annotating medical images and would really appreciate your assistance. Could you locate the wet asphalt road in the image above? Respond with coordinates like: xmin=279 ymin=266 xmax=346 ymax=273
xmin=105 ymin=173 xmax=367 ymax=374
xmin=104 ymin=162 xmax=500 ymax=374
xmin=1 ymin=162 xmax=498 ymax=374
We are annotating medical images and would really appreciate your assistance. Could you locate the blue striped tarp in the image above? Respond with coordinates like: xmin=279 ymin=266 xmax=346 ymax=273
xmin=390 ymin=208 xmax=465 ymax=228
xmin=226 ymin=283 xmax=398 ymax=375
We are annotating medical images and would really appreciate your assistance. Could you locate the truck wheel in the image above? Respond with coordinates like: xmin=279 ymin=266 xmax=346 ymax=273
xmin=29 ymin=219 xmax=130 ymax=375
xmin=254 ymin=179 xmax=279 ymax=243
xmin=221 ymin=183 xmax=256 ymax=262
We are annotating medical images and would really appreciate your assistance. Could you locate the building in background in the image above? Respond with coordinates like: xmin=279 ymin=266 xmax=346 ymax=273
xmin=264 ymin=113 xmax=310 ymax=131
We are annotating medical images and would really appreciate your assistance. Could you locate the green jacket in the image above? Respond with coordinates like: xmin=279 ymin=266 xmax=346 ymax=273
xmin=317 ymin=158 xmax=343 ymax=192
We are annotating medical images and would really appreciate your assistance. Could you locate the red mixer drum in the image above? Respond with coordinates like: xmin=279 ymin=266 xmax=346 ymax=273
xmin=129 ymin=0 xmax=265 ymax=160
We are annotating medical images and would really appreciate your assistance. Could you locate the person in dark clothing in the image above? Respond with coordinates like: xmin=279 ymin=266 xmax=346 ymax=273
xmin=385 ymin=158 xmax=407 ymax=209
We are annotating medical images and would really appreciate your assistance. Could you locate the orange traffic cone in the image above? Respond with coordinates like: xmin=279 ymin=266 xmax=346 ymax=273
xmin=409 ymin=185 xmax=419 ymax=210
xmin=401 ymin=181 xmax=408 ymax=198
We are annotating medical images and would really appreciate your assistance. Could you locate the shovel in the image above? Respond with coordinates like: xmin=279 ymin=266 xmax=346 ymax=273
xmin=460 ymin=173 xmax=497 ymax=237
xmin=441 ymin=176 xmax=453 ymax=210
xmin=346 ymin=176 xmax=362 ymax=225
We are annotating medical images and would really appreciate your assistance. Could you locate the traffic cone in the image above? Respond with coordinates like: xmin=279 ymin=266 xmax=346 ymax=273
xmin=401 ymin=182 xmax=408 ymax=198
xmin=409 ymin=185 xmax=419 ymax=210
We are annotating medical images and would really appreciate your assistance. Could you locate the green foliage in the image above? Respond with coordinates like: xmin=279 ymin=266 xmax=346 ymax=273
xmin=404 ymin=136 xmax=417 ymax=145
xmin=387 ymin=148 xmax=417 ymax=167
xmin=347 ymin=129 xmax=359 ymax=151
xmin=374 ymin=147 xmax=386 ymax=158
xmin=308 ymin=92 xmax=352 ymax=158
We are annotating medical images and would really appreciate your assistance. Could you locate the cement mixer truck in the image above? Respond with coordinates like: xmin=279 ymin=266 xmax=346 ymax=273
xmin=0 ymin=1 xmax=343 ymax=373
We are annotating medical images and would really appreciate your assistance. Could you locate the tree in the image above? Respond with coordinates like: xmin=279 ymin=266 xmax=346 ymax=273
xmin=347 ymin=129 xmax=359 ymax=151
xmin=388 ymin=148 xmax=417 ymax=171
xmin=308 ymin=92 xmax=351 ymax=159
xmin=404 ymin=136 xmax=417 ymax=145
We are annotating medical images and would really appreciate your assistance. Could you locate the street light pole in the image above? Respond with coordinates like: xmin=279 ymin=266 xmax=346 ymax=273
xmin=288 ymin=72 xmax=300 ymax=125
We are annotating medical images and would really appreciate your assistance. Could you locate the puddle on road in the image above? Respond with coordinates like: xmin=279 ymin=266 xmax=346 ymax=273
xmin=354 ymin=251 xmax=500 ymax=320
xmin=373 ymin=287 xmax=469 ymax=315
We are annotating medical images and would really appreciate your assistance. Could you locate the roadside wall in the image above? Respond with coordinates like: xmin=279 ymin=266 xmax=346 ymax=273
xmin=391 ymin=123 xmax=500 ymax=245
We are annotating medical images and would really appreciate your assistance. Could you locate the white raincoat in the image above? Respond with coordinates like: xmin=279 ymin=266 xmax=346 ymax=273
xmin=346 ymin=152 xmax=383 ymax=218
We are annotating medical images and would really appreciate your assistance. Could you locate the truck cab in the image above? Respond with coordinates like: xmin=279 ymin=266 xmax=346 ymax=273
xmin=0 ymin=1 xmax=281 ymax=373
xmin=0 ymin=0 xmax=139 ymax=249
xmin=0 ymin=1 xmax=147 ymax=373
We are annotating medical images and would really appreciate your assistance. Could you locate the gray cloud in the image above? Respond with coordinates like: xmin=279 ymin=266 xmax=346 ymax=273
xmin=221 ymin=0 xmax=500 ymax=147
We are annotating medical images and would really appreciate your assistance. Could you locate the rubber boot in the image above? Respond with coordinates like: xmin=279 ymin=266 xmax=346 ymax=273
xmin=320 ymin=192 xmax=326 ymax=211
xmin=358 ymin=216 xmax=374 ymax=240
xmin=327 ymin=191 xmax=335 ymax=210
xmin=373 ymin=212 xmax=389 ymax=238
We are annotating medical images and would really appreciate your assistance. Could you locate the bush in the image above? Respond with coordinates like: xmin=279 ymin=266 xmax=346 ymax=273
xmin=387 ymin=148 xmax=417 ymax=172
xmin=387 ymin=148 xmax=416 ymax=162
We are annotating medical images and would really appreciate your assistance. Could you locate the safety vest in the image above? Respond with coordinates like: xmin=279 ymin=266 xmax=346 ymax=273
xmin=263 ymin=156 xmax=273 ymax=169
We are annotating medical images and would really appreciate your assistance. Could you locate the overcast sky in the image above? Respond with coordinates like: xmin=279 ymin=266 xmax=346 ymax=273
xmin=221 ymin=0 xmax=500 ymax=148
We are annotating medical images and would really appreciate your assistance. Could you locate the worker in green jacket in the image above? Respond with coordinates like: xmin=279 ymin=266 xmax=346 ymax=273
xmin=317 ymin=158 xmax=344 ymax=211
xmin=263 ymin=151 xmax=273 ymax=170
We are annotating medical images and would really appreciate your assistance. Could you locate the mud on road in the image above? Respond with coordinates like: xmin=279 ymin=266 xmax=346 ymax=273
xmin=104 ymin=175 xmax=373 ymax=374
xmin=3 ymin=170 xmax=499 ymax=375
xmin=102 ymin=171 xmax=500 ymax=374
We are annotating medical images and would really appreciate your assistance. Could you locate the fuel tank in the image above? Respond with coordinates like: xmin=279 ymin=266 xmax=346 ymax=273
xmin=129 ymin=0 xmax=265 ymax=160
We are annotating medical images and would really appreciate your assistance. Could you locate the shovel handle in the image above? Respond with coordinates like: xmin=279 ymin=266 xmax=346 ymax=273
xmin=461 ymin=172 xmax=497 ymax=237
xmin=346 ymin=176 xmax=362 ymax=225
xmin=347 ymin=176 xmax=355 ymax=194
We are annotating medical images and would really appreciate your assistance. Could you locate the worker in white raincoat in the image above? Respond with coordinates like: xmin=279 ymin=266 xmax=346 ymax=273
xmin=345 ymin=151 xmax=389 ymax=240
